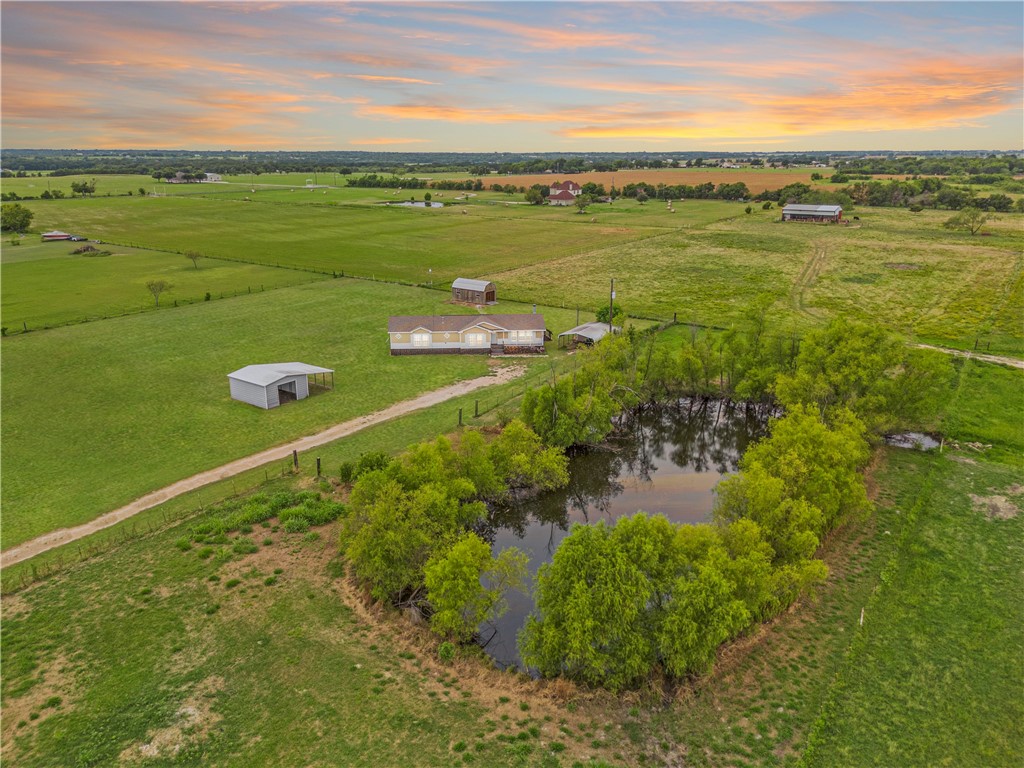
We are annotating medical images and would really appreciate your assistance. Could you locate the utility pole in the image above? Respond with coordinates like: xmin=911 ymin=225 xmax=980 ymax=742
xmin=609 ymin=278 xmax=615 ymax=335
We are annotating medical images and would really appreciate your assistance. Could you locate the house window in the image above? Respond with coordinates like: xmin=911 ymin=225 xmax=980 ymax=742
xmin=412 ymin=333 xmax=430 ymax=347
xmin=465 ymin=333 xmax=487 ymax=346
xmin=512 ymin=330 xmax=535 ymax=341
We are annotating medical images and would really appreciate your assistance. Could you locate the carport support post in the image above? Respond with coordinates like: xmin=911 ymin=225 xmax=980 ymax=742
xmin=292 ymin=450 xmax=298 ymax=471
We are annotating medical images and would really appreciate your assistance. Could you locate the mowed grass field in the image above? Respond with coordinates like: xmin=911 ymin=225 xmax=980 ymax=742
xmin=0 ymin=278 xmax=584 ymax=549
xmin=488 ymin=205 xmax=1024 ymax=349
xmin=17 ymin=194 xmax=667 ymax=283
xmin=1 ymin=239 xmax=326 ymax=330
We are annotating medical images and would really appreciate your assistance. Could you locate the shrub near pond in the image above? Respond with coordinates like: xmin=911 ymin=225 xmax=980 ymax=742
xmin=184 ymin=490 xmax=345 ymax=549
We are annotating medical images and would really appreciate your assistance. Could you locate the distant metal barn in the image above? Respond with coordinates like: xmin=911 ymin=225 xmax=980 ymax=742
xmin=782 ymin=204 xmax=843 ymax=222
xmin=227 ymin=363 xmax=334 ymax=409
xmin=451 ymin=278 xmax=497 ymax=304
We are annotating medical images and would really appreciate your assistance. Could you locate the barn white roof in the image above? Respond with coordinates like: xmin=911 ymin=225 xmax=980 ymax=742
xmin=227 ymin=363 xmax=333 ymax=387
xmin=782 ymin=204 xmax=843 ymax=214
xmin=451 ymin=278 xmax=493 ymax=292
xmin=557 ymin=322 xmax=621 ymax=342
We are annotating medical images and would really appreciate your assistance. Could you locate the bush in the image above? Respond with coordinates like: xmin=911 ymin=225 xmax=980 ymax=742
xmin=438 ymin=641 xmax=456 ymax=663
xmin=174 ymin=537 xmax=192 ymax=552
xmin=282 ymin=517 xmax=310 ymax=533
xmin=354 ymin=450 xmax=392 ymax=478
xmin=338 ymin=461 xmax=355 ymax=484
xmin=232 ymin=538 xmax=258 ymax=555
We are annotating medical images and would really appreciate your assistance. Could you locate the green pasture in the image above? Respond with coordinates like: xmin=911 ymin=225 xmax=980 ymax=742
xmin=0 ymin=240 xmax=326 ymax=330
xmin=0 ymin=278 xmax=585 ymax=550
xmin=18 ymin=195 xmax=666 ymax=284
xmin=1 ymin=173 xmax=251 ymax=198
xmin=803 ymin=451 xmax=1023 ymax=767
xmin=1 ymin=512 xmax=588 ymax=767
xmin=489 ymin=206 xmax=1024 ymax=349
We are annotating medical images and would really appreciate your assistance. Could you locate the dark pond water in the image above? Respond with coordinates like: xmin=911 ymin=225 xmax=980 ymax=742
xmin=479 ymin=399 xmax=772 ymax=670
xmin=883 ymin=432 xmax=941 ymax=450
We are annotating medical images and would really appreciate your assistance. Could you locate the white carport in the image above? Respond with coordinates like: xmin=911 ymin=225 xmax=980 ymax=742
xmin=557 ymin=322 xmax=622 ymax=347
xmin=227 ymin=363 xmax=334 ymax=409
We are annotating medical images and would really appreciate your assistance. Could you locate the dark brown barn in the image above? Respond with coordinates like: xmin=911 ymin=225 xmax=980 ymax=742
xmin=451 ymin=278 xmax=497 ymax=304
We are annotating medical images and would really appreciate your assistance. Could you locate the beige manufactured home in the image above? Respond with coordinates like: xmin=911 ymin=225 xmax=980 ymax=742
xmin=388 ymin=314 xmax=549 ymax=355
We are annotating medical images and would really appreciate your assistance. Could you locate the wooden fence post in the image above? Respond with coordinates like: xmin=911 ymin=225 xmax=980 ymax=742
xmin=292 ymin=450 xmax=299 ymax=470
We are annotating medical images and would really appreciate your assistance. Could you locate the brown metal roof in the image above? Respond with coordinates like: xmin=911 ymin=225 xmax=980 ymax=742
xmin=388 ymin=314 xmax=546 ymax=333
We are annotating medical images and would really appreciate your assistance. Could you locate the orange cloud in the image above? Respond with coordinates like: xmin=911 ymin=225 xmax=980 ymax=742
xmin=345 ymin=75 xmax=439 ymax=85
xmin=404 ymin=10 xmax=646 ymax=50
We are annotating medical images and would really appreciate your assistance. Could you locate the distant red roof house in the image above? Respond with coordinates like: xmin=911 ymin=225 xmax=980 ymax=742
xmin=549 ymin=180 xmax=582 ymax=197
xmin=548 ymin=189 xmax=577 ymax=206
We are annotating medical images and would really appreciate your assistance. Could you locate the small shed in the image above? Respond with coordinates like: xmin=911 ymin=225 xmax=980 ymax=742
xmin=451 ymin=278 xmax=496 ymax=304
xmin=557 ymin=322 xmax=621 ymax=347
xmin=227 ymin=363 xmax=334 ymax=409
xmin=782 ymin=204 xmax=843 ymax=222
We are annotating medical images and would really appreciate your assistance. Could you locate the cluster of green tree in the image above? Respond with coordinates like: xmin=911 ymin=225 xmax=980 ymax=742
xmin=751 ymin=178 xmax=1022 ymax=212
xmin=835 ymin=153 xmax=1024 ymax=177
xmin=339 ymin=421 xmax=568 ymax=641
xmin=345 ymin=174 xmax=431 ymax=190
xmin=521 ymin=299 xmax=802 ymax=452
xmin=1 ymin=202 xmax=33 ymax=232
xmin=518 ymin=319 xmax=953 ymax=690
xmin=150 ymin=170 xmax=207 ymax=182
xmin=620 ymin=180 xmax=751 ymax=201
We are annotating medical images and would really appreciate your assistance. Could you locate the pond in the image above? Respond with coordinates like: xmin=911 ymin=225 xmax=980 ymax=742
xmin=480 ymin=399 xmax=773 ymax=670
xmin=381 ymin=201 xmax=442 ymax=209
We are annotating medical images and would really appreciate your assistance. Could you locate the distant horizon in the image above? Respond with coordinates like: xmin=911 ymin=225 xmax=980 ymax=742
xmin=3 ymin=147 xmax=1022 ymax=156
xmin=3 ymin=2 xmax=1021 ymax=152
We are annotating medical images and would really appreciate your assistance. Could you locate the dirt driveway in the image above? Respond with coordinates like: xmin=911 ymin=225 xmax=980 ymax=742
xmin=1 ymin=366 xmax=525 ymax=569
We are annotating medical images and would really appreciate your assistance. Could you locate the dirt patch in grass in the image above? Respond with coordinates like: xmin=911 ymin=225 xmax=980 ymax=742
xmin=969 ymin=494 xmax=1020 ymax=520
xmin=1 ymin=652 xmax=76 ymax=758
xmin=119 ymin=676 xmax=224 ymax=762
xmin=1 ymin=592 xmax=32 ymax=620
xmin=949 ymin=455 xmax=978 ymax=465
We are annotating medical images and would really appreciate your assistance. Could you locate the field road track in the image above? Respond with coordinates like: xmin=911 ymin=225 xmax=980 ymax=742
xmin=913 ymin=344 xmax=1024 ymax=370
xmin=1 ymin=365 xmax=526 ymax=569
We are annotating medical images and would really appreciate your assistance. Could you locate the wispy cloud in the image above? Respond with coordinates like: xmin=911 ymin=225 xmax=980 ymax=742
xmin=1 ymin=1 xmax=1019 ymax=151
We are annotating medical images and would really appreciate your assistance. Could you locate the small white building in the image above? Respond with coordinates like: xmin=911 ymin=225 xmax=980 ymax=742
xmin=557 ymin=322 xmax=621 ymax=347
xmin=227 ymin=363 xmax=334 ymax=409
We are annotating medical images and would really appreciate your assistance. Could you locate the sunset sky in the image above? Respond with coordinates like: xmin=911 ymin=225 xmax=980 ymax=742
xmin=2 ymin=1 xmax=1021 ymax=152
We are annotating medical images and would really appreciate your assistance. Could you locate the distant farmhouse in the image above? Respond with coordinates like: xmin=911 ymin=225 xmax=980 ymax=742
xmin=548 ymin=180 xmax=582 ymax=205
xmin=782 ymin=204 xmax=843 ymax=223
xmin=451 ymin=278 xmax=496 ymax=305
xmin=388 ymin=314 xmax=549 ymax=355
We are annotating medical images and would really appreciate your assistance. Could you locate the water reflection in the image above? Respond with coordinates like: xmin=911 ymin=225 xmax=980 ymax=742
xmin=480 ymin=399 xmax=771 ymax=669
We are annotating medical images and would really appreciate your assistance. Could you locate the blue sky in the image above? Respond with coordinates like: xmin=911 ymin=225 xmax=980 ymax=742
xmin=2 ymin=1 xmax=1021 ymax=151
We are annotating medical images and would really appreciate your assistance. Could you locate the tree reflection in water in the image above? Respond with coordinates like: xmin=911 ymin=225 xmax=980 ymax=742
xmin=480 ymin=399 xmax=772 ymax=670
